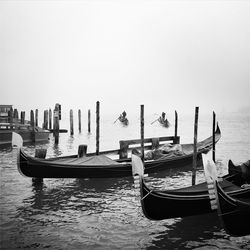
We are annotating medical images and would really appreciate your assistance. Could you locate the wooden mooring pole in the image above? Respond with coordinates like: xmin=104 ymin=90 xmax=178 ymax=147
xmin=141 ymin=104 xmax=144 ymax=161
xmin=32 ymin=149 xmax=47 ymax=183
xmin=174 ymin=110 xmax=179 ymax=144
xmin=13 ymin=109 xmax=18 ymax=120
xmin=192 ymin=107 xmax=199 ymax=186
xmin=70 ymin=109 xmax=74 ymax=135
xmin=88 ymin=109 xmax=91 ymax=133
xmin=54 ymin=105 xmax=60 ymax=144
xmin=212 ymin=111 xmax=216 ymax=162
xmin=30 ymin=110 xmax=35 ymax=142
xmin=21 ymin=111 xmax=25 ymax=124
xmin=49 ymin=109 xmax=52 ymax=130
xmin=35 ymin=109 xmax=38 ymax=127
xmin=43 ymin=110 xmax=48 ymax=130
xmin=78 ymin=109 xmax=81 ymax=133
xmin=96 ymin=101 xmax=100 ymax=155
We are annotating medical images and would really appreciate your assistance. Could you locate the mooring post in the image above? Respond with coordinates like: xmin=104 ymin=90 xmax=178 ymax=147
xmin=49 ymin=109 xmax=52 ymax=130
xmin=13 ymin=108 xmax=19 ymax=120
xmin=70 ymin=109 xmax=74 ymax=135
xmin=30 ymin=110 xmax=35 ymax=142
xmin=192 ymin=107 xmax=199 ymax=186
xmin=212 ymin=111 xmax=216 ymax=163
xmin=96 ymin=101 xmax=100 ymax=155
xmin=32 ymin=149 xmax=47 ymax=183
xmin=141 ymin=104 xmax=144 ymax=161
xmin=54 ymin=105 xmax=60 ymax=144
xmin=174 ymin=110 xmax=179 ymax=144
xmin=35 ymin=109 xmax=38 ymax=127
xmin=8 ymin=108 xmax=13 ymax=129
xmin=43 ymin=110 xmax=47 ymax=129
xmin=78 ymin=109 xmax=81 ymax=133
xmin=21 ymin=111 xmax=25 ymax=124
xmin=78 ymin=144 xmax=87 ymax=157
xmin=88 ymin=109 xmax=91 ymax=133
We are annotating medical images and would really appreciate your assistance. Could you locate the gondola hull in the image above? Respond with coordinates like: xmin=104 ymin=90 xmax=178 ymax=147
xmin=140 ymin=177 xmax=249 ymax=220
xmin=18 ymin=125 xmax=221 ymax=178
xmin=18 ymin=148 xmax=203 ymax=178
xmin=216 ymin=181 xmax=250 ymax=236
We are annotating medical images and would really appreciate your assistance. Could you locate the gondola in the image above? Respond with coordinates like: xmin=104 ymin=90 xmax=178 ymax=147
xmin=118 ymin=116 xmax=129 ymax=126
xmin=132 ymin=153 xmax=250 ymax=220
xmin=17 ymin=125 xmax=221 ymax=179
xmin=204 ymin=158 xmax=250 ymax=236
xmin=215 ymin=181 xmax=250 ymax=236
xmin=158 ymin=117 xmax=170 ymax=128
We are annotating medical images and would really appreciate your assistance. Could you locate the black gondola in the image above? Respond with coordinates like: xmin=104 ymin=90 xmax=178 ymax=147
xmin=17 ymin=125 xmax=221 ymax=178
xmin=215 ymin=180 xmax=250 ymax=236
xmin=132 ymin=153 xmax=250 ymax=220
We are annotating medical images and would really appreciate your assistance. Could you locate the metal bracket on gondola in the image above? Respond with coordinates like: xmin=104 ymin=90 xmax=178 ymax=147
xmin=141 ymin=190 xmax=153 ymax=201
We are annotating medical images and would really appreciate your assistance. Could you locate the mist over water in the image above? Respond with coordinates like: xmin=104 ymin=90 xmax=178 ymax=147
xmin=0 ymin=112 xmax=249 ymax=249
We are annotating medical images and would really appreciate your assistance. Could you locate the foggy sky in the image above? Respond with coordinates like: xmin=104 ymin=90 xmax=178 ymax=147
xmin=0 ymin=0 xmax=249 ymax=115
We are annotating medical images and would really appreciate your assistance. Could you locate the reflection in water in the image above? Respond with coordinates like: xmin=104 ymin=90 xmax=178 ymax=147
xmin=148 ymin=213 xmax=222 ymax=249
xmin=1 ymin=113 xmax=250 ymax=249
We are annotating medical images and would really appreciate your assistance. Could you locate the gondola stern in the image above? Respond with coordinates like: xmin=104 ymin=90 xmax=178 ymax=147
xmin=17 ymin=147 xmax=30 ymax=178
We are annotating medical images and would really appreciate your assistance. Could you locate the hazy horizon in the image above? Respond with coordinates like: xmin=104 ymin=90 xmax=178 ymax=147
xmin=1 ymin=0 xmax=249 ymax=116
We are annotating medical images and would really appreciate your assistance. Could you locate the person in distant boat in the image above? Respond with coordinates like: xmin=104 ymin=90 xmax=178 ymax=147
xmin=122 ymin=111 xmax=127 ymax=118
xmin=158 ymin=112 xmax=166 ymax=122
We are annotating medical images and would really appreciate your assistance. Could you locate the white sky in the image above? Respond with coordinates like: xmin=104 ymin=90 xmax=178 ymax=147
xmin=0 ymin=0 xmax=249 ymax=115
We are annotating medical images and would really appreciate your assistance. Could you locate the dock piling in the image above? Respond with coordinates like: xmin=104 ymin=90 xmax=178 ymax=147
xmin=96 ymin=101 xmax=100 ymax=155
xmin=88 ymin=109 xmax=91 ymax=133
xmin=35 ymin=109 xmax=38 ymax=127
xmin=174 ymin=110 xmax=179 ymax=144
xmin=30 ymin=110 xmax=35 ymax=142
xmin=70 ymin=109 xmax=74 ymax=135
xmin=21 ymin=111 xmax=25 ymax=124
xmin=141 ymin=104 xmax=144 ymax=161
xmin=212 ymin=111 xmax=216 ymax=162
xmin=54 ymin=105 xmax=60 ymax=144
xmin=78 ymin=109 xmax=81 ymax=133
xmin=49 ymin=109 xmax=52 ymax=130
xmin=78 ymin=144 xmax=87 ymax=157
xmin=192 ymin=107 xmax=199 ymax=185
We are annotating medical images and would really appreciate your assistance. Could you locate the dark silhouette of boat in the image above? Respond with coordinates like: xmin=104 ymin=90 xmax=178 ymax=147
xmin=132 ymin=153 xmax=249 ymax=220
xmin=17 ymin=125 xmax=221 ymax=178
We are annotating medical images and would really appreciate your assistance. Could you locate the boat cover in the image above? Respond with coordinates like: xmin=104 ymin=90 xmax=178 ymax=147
xmin=47 ymin=154 xmax=120 ymax=166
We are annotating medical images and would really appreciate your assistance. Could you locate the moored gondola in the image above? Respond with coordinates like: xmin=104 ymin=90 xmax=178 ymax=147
xmin=132 ymin=153 xmax=250 ymax=220
xmin=215 ymin=180 xmax=250 ymax=236
xmin=17 ymin=125 xmax=221 ymax=178
xmin=204 ymin=158 xmax=250 ymax=236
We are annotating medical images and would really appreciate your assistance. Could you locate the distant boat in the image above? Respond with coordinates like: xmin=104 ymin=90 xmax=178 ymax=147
xmin=118 ymin=115 xmax=129 ymax=126
xmin=158 ymin=117 xmax=170 ymax=128
xmin=0 ymin=122 xmax=50 ymax=147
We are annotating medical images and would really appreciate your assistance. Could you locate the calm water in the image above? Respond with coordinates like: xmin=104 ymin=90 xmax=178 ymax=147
xmin=0 ymin=111 xmax=250 ymax=249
